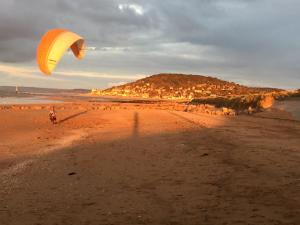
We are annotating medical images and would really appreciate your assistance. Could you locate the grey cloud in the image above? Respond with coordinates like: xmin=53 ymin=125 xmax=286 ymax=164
xmin=0 ymin=0 xmax=299 ymax=89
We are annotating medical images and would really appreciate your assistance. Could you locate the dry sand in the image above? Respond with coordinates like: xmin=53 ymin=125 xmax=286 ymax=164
xmin=0 ymin=103 xmax=299 ymax=225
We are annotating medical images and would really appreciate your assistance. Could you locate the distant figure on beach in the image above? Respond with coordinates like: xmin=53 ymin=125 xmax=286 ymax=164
xmin=49 ymin=106 xmax=57 ymax=124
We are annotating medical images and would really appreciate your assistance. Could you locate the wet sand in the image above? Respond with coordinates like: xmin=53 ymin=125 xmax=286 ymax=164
xmin=0 ymin=104 xmax=300 ymax=225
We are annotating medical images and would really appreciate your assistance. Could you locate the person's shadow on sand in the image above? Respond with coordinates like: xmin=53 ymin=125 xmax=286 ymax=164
xmin=59 ymin=110 xmax=88 ymax=124
xmin=132 ymin=112 xmax=139 ymax=138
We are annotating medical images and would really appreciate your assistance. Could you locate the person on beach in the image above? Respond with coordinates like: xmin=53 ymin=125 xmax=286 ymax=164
xmin=49 ymin=106 xmax=57 ymax=124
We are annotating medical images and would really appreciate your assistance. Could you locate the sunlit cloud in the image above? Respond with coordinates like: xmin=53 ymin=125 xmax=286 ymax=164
xmin=118 ymin=3 xmax=145 ymax=15
xmin=55 ymin=71 xmax=145 ymax=80
xmin=0 ymin=64 xmax=62 ymax=81
xmin=0 ymin=64 xmax=145 ymax=83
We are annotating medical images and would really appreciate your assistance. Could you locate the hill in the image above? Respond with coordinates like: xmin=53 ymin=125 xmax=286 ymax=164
xmin=93 ymin=73 xmax=281 ymax=100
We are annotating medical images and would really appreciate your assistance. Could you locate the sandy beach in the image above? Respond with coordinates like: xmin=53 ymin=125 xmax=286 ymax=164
xmin=1 ymin=0 xmax=300 ymax=224
xmin=0 ymin=102 xmax=300 ymax=225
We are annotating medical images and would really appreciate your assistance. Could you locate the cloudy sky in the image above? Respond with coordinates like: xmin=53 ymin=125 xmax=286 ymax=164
xmin=0 ymin=0 xmax=299 ymax=89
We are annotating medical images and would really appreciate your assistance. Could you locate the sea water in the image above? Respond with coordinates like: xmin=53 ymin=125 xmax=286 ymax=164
xmin=273 ymin=98 xmax=300 ymax=120
xmin=0 ymin=97 xmax=62 ymax=105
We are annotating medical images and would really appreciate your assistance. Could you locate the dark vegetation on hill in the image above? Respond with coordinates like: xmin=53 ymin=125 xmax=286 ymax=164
xmin=190 ymin=94 xmax=275 ymax=112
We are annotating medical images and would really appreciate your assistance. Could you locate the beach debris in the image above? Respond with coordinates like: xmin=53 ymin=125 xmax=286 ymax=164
xmin=68 ymin=172 xmax=76 ymax=176
xmin=37 ymin=29 xmax=85 ymax=75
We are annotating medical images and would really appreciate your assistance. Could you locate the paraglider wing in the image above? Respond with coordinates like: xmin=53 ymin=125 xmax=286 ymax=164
xmin=37 ymin=29 xmax=85 ymax=75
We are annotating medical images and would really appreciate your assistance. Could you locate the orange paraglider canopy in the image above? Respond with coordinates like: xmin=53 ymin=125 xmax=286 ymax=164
xmin=37 ymin=29 xmax=85 ymax=75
